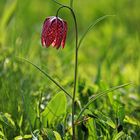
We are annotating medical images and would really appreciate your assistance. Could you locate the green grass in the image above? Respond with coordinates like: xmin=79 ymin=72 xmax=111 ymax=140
xmin=0 ymin=0 xmax=140 ymax=139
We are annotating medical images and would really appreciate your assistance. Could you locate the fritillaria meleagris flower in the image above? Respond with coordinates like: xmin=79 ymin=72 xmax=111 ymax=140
xmin=41 ymin=16 xmax=67 ymax=49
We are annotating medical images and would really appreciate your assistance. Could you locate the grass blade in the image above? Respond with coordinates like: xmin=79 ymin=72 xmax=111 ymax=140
xmin=18 ymin=57 xmax=72 ymax=99
xmin=41 ymin=91 xmax=67 ymax=126
xmin=0 ymin=0 xmax=17 ymax=45
xmin=76 ymin=83 xmax=131 ymax=121
xmin=51 ymin=0 xmax=65 ymax=6
xmin=78 ymin=15 xmax=115 ymax=49
xmin=112 ymin=131 xmax=125 ymax=140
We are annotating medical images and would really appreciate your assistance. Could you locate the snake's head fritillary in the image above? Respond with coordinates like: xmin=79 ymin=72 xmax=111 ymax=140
xmin=41 ymin=16 xmax=67 ymax=49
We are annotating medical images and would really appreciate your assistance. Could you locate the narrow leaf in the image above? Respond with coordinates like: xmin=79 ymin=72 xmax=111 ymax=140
xmin=41 ymin=128 xmax=56 ymax=140
xmin=52 ymin=0 xmax=65 ymax=6
xmin=117 ymin=104 xmax=125 ymax=124
xmin=18 ymin=57 xmax=72 ymax=99
xmin=0 ymin=0 xmax=17 ymax=28
xmin=23 ymin=135 xmax=32 ymax=139
xmin=0 ymin=131 xmax=5 ymax=137
xmin=0 ymin=0 xmax=17 ymax=45
xmin=14 ymin=136 xmax=23 ymax=140
xmin=14 ymin=134 xmax=32 ymax=139
xmin=124 ymin=115 xmax=140 ymax=126
xmin=112 ymin=131 xmax=125 ymax=140
xmin=0 ymin=112 xmax=15 ymax=129
xmin=77 ymin=83 xmax=130 ymax=120
xmin=95 ymin=110 xmax=116 ymax=129
xmin=78 ymin=15 xmax=115 ymax=49
xmin=86 ymin=118 xmax=97 ymax=140
xmin=53 ymin=131 xmax=62 ymax=140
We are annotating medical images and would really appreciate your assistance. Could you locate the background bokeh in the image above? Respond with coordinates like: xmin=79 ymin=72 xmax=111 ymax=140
xmin=0 ymin=0 xmax=140 ymax=139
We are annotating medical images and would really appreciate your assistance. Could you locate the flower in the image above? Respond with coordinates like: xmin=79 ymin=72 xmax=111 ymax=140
xmin=41 ymin=16 xmax=67 ymax=49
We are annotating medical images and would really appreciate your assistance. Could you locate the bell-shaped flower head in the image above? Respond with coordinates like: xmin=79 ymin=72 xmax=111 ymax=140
xmin=41 ymin=16 xmax=67 ymax=49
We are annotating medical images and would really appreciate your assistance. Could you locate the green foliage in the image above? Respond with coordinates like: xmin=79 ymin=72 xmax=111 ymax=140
xmin=112 ymin=131 xmax=125 ymax=140
xmin=0 ymin=0 xmax=17 ymax=46
xmin=41 ymin=92 xmax=67 ymax=126
xmin=0 ymin=0 xmax=140 ymax=139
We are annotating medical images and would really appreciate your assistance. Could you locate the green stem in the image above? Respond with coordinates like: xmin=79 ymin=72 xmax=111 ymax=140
xmin=70 ymin=8 xmax=78 ymax=140
xmin=70 ymin=0 xmax=73 ymax=8
xmin=72 ymin=47 xmax=78 ymax=140
xmin=56 ymin=5 xmax=78 ymax=139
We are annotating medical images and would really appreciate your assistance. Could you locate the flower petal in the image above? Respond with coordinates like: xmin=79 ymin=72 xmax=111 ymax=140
xmin=41 ymin=16 xmax=68 ymax=49
xmin=44 ymin=18 xmax=56 ymax=47
xmin=52 ymin=18 xmax=64 ymax=49
xmin=61 ymin=21 xmax=67 ymax=48
xmin=41 ymin=17 xmax=52 ymax=47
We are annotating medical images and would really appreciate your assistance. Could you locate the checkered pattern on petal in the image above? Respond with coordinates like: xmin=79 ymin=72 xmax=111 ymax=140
xmin=41 ymin=16 xmax=68 ymax=49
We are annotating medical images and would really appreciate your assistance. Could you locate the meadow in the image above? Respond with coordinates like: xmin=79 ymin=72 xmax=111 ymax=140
xmin=0 ymin=0 xmax=140 ymax=139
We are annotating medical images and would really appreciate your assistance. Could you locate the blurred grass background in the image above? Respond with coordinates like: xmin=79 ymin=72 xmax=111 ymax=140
xmin=0 ymin=0 xmax=140 ymax=139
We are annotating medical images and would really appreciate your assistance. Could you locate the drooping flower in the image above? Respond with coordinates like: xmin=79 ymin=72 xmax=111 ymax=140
xmin=41 ymin=16 xmax=67 ymax=49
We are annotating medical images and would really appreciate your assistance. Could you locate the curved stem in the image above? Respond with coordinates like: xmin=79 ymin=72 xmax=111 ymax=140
xmin=56 ymin=6 xmax=78 ymax=140
xmin=70 ymin=0 xmax=73 ymax=8
xmin=51 ymin=0 xmax=65 ymax=6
